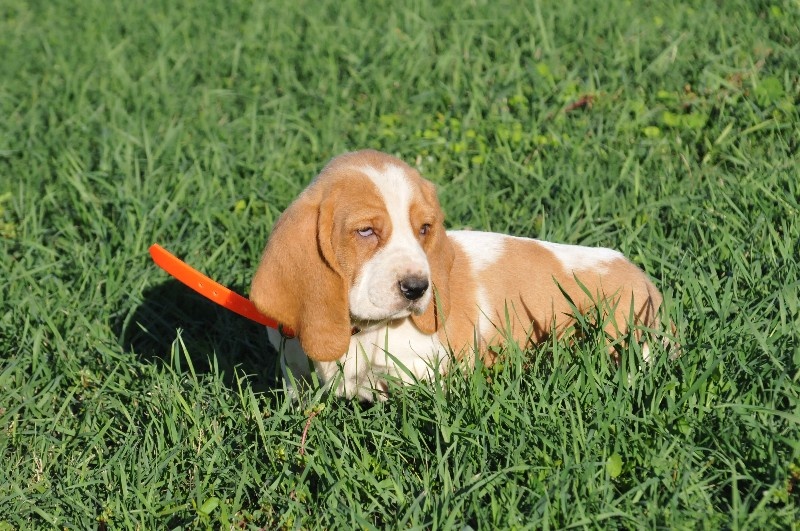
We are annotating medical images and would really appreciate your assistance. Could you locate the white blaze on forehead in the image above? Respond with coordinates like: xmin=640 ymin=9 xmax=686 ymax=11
xmin=535 ymin=240 xmax=623 ymax=274
xmin=358 ymin=164 xmax=416 ymax=232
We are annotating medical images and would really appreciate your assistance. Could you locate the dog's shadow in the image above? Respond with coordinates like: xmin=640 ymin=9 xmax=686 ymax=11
xmin=117 ymin=280 xmax=281 ymax=392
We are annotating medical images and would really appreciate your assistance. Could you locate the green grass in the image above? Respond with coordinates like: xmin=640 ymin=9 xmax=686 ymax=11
xmin=1 ymin=0 xmax=799 ymax=528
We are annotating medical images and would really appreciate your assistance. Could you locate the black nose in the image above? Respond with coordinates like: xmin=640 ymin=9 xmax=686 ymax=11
xmin=399 ymin=276 xmax=429 ymax=301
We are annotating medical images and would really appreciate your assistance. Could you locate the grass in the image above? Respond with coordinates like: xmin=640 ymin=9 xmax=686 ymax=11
xmin=1 ymin=0 xmax=799 ymax=527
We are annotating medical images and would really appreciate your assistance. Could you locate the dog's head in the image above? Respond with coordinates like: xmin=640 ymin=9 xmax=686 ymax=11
xmin=250 ymin=150 xmax=454 ymax=361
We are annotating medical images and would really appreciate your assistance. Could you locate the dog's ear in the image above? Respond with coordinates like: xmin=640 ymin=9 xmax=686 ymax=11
xmin=250 ymin=187 xmax=351 ymax=362
xmin=411 ymin=180 xmax=454 ymax=335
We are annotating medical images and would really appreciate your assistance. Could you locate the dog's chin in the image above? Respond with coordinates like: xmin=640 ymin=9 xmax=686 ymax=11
xmin=351 ymin=310 xmax=408 ymax=326
xmin=351 ymin=302 xmax=425 ymax=327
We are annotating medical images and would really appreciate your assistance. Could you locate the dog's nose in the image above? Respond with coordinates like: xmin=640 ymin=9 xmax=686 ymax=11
xmin=399 ymin=276 xmax=429 ymax=301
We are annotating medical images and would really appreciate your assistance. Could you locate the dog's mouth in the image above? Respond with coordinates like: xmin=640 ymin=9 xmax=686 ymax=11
xmin=350 ymin=309 xmax=410 ymax=328
xmin=350 ymin=299 xmax=427 ymax=329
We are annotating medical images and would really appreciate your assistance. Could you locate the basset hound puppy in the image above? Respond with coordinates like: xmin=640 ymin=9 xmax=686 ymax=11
xmin=250 ymin=150 xmax=666 ymax=400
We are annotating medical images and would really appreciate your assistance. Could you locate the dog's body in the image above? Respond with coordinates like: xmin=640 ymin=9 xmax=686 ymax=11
xmin=251 ymin=150 xmax=664 ymax=400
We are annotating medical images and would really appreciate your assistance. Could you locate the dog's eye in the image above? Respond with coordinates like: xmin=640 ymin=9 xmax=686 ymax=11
xmin=419 ymin=224 xmax=431 ymax=236
xmin=357 ymin=227 xmax=375 ymax=237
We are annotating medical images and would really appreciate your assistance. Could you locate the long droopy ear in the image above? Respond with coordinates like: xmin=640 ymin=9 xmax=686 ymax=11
xmin=249 ymin=187 xmax=351 ymax=362
xmin=411 ymin=180 xmax=454 ymax=335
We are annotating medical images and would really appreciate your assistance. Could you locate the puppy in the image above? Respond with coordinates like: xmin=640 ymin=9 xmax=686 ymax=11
xmin=250 ymin=150 xmax=666 ymax=400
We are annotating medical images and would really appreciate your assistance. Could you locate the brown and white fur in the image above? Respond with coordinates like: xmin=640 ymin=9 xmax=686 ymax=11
xmin=250 ymin=150 xmax=665 ymax=400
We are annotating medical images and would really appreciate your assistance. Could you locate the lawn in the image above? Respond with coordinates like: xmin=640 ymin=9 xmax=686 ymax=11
xmin=1 ymin=0 xmax=798 ymax=528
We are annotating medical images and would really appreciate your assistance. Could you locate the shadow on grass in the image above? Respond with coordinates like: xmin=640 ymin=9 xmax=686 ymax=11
xmin=116 ymin=279 xmax=281 ymax=392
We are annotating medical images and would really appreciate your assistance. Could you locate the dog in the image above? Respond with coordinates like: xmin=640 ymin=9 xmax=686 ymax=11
xmin=250 ymin=150 xmax=666 ymax=400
